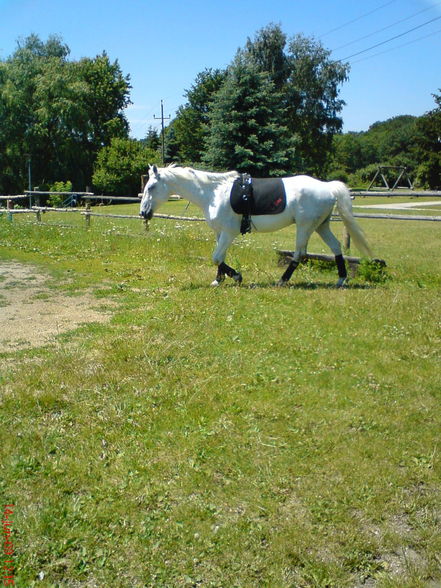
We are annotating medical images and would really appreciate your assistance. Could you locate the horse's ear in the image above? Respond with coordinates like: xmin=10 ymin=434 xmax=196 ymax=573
xmin=150 ymin=164 xmax=159 ymax=177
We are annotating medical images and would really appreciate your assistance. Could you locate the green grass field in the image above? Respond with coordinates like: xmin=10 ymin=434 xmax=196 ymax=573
xmin=1 ymin=200 xmax=440 ymax=587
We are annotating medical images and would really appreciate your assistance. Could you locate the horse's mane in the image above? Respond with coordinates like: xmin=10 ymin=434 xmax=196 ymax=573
xmin=161 ymin=164 xmax=238 ymax=185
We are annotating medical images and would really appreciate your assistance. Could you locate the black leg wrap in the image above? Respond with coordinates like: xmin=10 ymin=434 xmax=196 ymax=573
xmin=219 ymin=262 xmax=237 ymax=279
xmin=281 ymin=260 xmax=299 ymax=282
xmin=335 ymin=254 xmax=347 ymax=279
xmin=215 ymin=268 xmax=225 ymax=282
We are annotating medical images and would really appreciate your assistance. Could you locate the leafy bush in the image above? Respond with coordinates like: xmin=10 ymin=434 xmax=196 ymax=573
xmin=415 ymin=155 xmax=441 ymax=190
xmin=326 ymin=169 xmax=348 ymax=183
xmin=93 ymin=138 xmax=160 ymax=195
xmin=48 ymin=181 xmax=73 ymax=207
xmin=357 ymin=258 xmax=390 ymax=283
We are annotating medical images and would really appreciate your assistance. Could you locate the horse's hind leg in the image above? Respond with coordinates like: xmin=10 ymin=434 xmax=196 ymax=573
xmin=278 ymin=258 xmax=300 ymax=285
xmin=211 ymin=231 xmax=242 ymax=286
xmin=316 ymin=222 xmax=347 ymax=287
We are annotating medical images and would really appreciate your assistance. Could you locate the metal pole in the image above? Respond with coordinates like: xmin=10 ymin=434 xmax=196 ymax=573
xmin=25 ymin=155 xmax=32 ymax=207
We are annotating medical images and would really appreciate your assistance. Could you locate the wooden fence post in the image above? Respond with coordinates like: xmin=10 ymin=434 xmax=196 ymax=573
xmin=85 ymin=200 xmax=91 ymax=228
xmin=6 ymin=198 xmax=13 ymax=222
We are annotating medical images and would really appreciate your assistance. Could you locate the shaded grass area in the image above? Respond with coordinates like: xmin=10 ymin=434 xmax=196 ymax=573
xmin=0 ymin=202 xmax=440 ymax=587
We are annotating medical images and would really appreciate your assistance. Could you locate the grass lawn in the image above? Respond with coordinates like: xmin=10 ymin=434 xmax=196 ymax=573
xmin=0 ymin=200 xmax=440 ymax=587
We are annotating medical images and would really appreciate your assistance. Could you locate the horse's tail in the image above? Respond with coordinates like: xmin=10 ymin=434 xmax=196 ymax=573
xmin=330 ymin=181 xmax=372 ymax=258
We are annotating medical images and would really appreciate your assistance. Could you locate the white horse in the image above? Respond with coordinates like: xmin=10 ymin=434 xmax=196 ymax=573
xmin=140 ymin=164 xmax=372 ymax=287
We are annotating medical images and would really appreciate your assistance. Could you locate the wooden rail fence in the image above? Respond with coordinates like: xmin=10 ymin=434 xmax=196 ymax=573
xmin=2 ymin=204 xmax=440 ymax=227
xmin=5 ymin=208 xmax=440 ymax=224
xmin=3 ymin=196 xmax=439 ymax=275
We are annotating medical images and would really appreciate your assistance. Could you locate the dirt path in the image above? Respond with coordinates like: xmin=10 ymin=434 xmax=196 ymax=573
xmin=0 ymin=261 xmax=113 ymax=351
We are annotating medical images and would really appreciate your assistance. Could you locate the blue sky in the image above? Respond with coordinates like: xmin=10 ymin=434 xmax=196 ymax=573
xmin=1 ymin=0 xmax=440 ymax=139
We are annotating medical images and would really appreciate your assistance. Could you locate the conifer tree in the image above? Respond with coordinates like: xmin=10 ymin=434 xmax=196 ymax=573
xmin=203 ymin=57 xmax=297 ymax=176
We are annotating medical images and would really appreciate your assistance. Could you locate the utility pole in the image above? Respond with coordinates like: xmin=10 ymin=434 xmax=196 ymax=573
xmin=153 ymin=100 xmax=171 ymax=165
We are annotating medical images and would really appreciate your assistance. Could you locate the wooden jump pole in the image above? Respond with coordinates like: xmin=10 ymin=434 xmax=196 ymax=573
xmin=276 ymin=250 xmax=387 ymax=279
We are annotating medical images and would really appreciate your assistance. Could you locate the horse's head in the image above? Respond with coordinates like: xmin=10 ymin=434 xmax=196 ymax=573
xmin=139 ymin=164 xmax=169 ymax=220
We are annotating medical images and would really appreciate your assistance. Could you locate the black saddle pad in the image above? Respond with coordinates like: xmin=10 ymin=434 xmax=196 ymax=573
xmin=230 ymin=176 xmax=286 ymax=216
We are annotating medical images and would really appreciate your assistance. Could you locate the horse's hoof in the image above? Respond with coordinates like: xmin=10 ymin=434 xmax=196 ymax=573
xmin=233 ymin=273 xmax=243 ymax=284
xmin=336 ymin=278 xmax=348 ymax=288
xmin=211 ymin=279 xmax=220 ymax=287
xmin=276 ymin=279 xmax=287 ymax=287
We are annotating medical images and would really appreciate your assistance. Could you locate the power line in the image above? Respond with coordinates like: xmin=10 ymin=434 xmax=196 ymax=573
xmin=331 ymin=4 xmax=439 ymax=52
xmin=349 ymin=26 xmax=441 ymax=65
xmin=320 ymin=0 xmax=397 ymax=38
xmin=338 ymin=14 xmax=441 ymax=61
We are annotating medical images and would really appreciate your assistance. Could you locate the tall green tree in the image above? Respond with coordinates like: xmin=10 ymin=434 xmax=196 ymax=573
xmin=284 ymin=33 xmax=349 ymax=174
xmin=76 ymin=52 xmax=130 ymax=145
xmin=29 ymin=57 xmax=90 ymax=186
xmin=0 ymin=34 xmax=72 ymax=192
xmin=72 ymin=52 xmax=131 ymax=187
xmin=203 ymin=57 xmax=296 ymax=176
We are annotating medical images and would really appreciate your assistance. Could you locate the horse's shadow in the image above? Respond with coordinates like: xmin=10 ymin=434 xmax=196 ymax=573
xmin=248 ymin=281 xmax=374 ymax=291
xmin=183 ymin=280 xmax=375 ymax=292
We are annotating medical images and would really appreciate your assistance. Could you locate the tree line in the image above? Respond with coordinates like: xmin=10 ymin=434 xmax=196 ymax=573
xmin=330 ymin=111 xmax=441 ymax=189
xmin=1 ymin=28 xmax=440 ymax=196
xmin=0 ymin=34 xmax=159 ymax=196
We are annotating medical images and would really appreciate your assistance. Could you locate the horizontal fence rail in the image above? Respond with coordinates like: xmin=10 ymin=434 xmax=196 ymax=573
xmin=81 ymin=211 xmax=203 ymax=221
xmin=352 ymin=212 xmax=441 ymax=221
xmin=146 ymin=213 xmax=204 ymax=222
xmin=2 ymin=189 xmax=441 ymax=205
xmin=352 ymin=190 xmax=441 ymax=198
xmin=2 ymin=207 xmax=441 ymax=225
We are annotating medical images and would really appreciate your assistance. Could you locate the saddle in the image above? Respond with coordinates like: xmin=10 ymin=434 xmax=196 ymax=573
xmin=230 ymin=174 xmax=286 ymax=234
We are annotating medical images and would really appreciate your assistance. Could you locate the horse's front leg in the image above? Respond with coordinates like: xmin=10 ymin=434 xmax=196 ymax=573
xmin=214 ymin=261 xmax=243 ymax=285
xmin=211 ymin=231 xmax=242 ymax=286
xmin=277 ymin=225 xmax=312 ymax=286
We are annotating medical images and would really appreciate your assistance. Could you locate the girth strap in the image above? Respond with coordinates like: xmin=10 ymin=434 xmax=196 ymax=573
xmin=239 ymin=174 xmax=253 ymax=234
